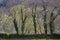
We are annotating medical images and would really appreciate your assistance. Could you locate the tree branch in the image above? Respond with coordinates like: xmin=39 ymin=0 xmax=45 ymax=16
xmin=53 ymin=10 xmax=60 ymax=21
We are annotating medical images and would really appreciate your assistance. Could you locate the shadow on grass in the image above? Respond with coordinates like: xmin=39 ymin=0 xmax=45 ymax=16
xmin=0 ymin=34 xmax=60 ymax=39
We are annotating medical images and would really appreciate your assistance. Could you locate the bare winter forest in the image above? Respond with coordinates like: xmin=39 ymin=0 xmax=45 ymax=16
xmin=0 ymin=0 xmax=60 ymax=37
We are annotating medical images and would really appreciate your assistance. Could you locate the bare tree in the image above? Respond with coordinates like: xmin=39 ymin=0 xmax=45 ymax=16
xmin=13 ymin=11 xmax=18 ymax=34
xmin=31 ymin=4 xmax=37 ymax=34
xmin=21 ymin=8 xmax=27 ymax=34
xmin=49 ymin=7 xmax=60 ymax=34
xmin=13 ymin=17 xmax=18 ymax=34
xmin=40 ymin=0 xmax=48 ymax=35
xmin=41 ymin=0 xmax=60 ymax=35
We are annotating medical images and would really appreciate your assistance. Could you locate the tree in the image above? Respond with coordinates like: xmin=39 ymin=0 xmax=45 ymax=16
xmin=31 ymin=3 xmax=37 ymax=34
xmin=40 ymin=0 xmax=60 ymax=35
xmin=0 ymin=14 xmax=16 ymax=34
xmin=49 ymin=7 xmax=60 ymax=34
xmin=20 ymin=8 xmax=27 ymax=34
xmin=10 ymin=6 xmax=19 ymax=34
xmin=13 ymin=17 xmax=18 ymax=34
xmin=40 ymin=0 xmax=48 ymax=35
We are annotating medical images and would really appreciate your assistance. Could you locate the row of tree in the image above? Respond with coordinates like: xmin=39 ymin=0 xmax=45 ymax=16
xmin=0 ymin=0 xmax=60 ymax=35
xmin=13 ymin=0 xmax=60 ymax=35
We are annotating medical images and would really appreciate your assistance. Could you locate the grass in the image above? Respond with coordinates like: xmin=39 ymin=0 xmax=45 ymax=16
xmin=0 ymin=38 xmax=59 ymax=39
